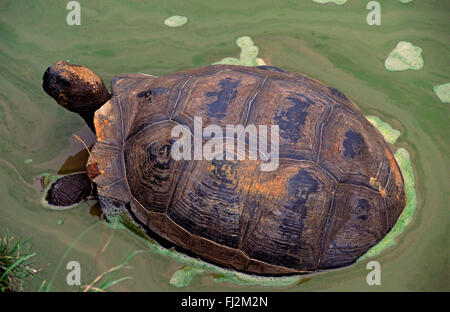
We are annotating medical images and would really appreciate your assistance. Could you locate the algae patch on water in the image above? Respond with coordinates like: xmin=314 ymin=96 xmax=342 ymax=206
xmin=213 ymin=36 xmax=266 ymax=67
xmin=366 ymin=116 xmax=401 ymax=144
xmin=164 ymin=16 xmax=188 ymax=28
xmin=385 ymin=41 xmax=424 ymax=71
xmin=170 ymin=266 xmax=205 ymax=288
xmin=312 ymin=0 xmax=348 ymax=5
xmin=433 ymin=83 xmax=450 ymax=103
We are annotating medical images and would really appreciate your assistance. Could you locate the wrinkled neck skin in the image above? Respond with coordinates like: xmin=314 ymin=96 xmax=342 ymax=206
xmin=78 ymin=95 xmax=111 ymax=133
xmin=79 ymin=111 xmax=98 ymax=133
xmin=68 ymin=92 xmax=110 ymax=134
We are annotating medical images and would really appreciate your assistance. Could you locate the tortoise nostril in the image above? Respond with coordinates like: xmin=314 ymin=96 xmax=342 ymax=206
xmin=42 ymin=70 xmax=55 ymax=96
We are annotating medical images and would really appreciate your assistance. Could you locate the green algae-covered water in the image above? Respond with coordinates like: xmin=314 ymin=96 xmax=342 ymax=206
xmin=0 ymin=0 xmax=448 ymax=291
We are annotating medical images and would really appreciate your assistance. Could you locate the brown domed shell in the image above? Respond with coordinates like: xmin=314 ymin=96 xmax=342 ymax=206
xmin=88 ymin=65 xmax=405 ymax=275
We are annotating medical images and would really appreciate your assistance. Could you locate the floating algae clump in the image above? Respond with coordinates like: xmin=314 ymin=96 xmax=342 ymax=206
xmin=164 ymin=15 xmax=188 ymax=28
xmin=366 ymin=116 xmax=401 ymax=144
xmin=433 ymin=83 xmax=450 ymax=103
xmin=384 ymin=41 xmax=424 ymax=71
xmin=313 ymin=0 xmax=348 ymax=5
xmin=170 ymin=266 xmax=205 ymax=288
xmin=213 ymin=36 xmax=266 ymax=67
xmin=359 ymin=120 xmax=417 ymax=260
xmin=236 ymin=36 xmax=254 ymax=48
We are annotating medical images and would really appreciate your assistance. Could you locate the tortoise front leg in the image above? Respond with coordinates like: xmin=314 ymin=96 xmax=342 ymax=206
xmin=42 ymin=172 xmax=96 ymax=209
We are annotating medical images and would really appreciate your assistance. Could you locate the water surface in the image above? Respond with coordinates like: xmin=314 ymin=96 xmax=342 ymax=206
xmin=0 ymin=0 xmax=448 ymax=291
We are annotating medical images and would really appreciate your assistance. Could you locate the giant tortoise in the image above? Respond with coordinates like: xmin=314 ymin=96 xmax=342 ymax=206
xmin=42 ymin=61 xmax=405 ymax=275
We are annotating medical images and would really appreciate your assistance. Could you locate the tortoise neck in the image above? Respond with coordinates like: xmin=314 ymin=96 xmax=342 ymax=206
xmin=76 ymin=93 xmax=110 ymax=133
xmin=79 ymin=111 xmax=97 ymax=133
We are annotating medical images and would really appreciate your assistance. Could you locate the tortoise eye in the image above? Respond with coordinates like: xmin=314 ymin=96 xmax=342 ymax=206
xmin=57 ymin=77 xmax=71 ymax=88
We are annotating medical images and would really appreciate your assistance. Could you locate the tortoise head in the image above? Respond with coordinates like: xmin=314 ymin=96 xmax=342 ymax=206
xmin=43 ymin=61 xmax=111 ymax=131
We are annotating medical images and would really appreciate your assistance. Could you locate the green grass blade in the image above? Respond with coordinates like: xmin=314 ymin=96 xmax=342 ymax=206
xmin=0 ymin=253 xmax=36 ymax=282
xmin=97 ymin=276 xmax=133 ymax=291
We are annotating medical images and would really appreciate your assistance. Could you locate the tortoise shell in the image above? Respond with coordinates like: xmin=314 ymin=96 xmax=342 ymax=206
xmin=88 ymin=65 xmax=405 ymax=275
